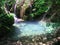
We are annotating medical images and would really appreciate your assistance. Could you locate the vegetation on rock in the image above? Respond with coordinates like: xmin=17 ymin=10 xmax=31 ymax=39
xmin=0 ymin=0 xmax=14 ymax=36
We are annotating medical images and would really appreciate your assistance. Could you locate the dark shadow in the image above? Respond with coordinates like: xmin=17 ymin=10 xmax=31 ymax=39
xmin=0 ymin=26 xmax=21 ymax=42
xmin=7 ymin=26 xmax=22 ymax=40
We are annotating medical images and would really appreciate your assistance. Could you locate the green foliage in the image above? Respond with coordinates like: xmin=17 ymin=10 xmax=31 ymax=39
xmin=0 ymin=11 xmax=14 ymax=34
xmin=0 ymin=0 xmax=5 ymax=6
xmin=29 ymin=0 xmax=52 ymax=18
xmin=57 ymin=0 xmax=60 ymax=4
xmin=0 ymin=0 xmax=14 ymax=27
xmin=25 ymin=0 xmax=60 ymax=21
xmin=0 ymin=13 xmax=14 ymax=27
xmin=0 ymin=0 xmax=14 ymax=36
xmin=0 ymin=0 xmax=5 ymax=14
xmin=5 ymin=0 xmax=15 ymax=12
xmin=5 ymin=0 xmax=15 ymax=6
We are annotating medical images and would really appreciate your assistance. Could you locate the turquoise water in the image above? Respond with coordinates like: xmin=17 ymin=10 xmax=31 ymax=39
xmin=11 ymin=21 xmax=54 ymax=39
xmin=13 ymin=21 xmax=46 ymax=36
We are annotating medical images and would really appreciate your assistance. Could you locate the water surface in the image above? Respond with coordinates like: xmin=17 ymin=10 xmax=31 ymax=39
xmin=11 ymin=21 xmax=54 ymax=40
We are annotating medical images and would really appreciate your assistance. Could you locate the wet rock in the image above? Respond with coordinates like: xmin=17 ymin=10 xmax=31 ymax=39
xmin=16 ymin=41 xmax=22 ymax=45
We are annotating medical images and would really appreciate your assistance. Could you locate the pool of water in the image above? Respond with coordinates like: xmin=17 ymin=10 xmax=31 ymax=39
xmin=10 ymin=21 xmax=54 ymax=40
xmin=14 ymin=21 xmax=46 ymax=35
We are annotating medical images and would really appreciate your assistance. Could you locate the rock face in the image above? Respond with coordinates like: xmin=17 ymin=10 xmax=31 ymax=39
xmin=14 ymin=0 xmax=33 ymax=18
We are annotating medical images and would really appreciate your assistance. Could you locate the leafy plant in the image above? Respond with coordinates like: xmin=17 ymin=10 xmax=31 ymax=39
xmin=0 ymin=13 xmax=14 ymax=27
xmin=29 ymin=0 xmax=52 ymax=18
xmin=0 ymin=0 xmax=14 ymax=36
